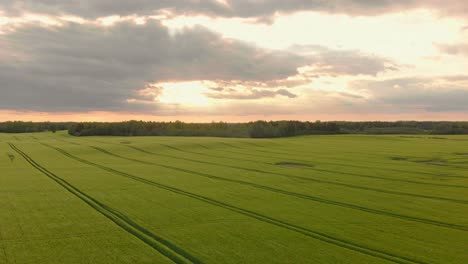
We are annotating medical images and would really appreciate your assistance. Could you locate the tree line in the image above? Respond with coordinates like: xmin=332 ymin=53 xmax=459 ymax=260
xmin=67 ymin=120 xmax=468 ymax=138
xmin=0 ymin=121 xmax=71 ymax=133
xmin=2 ymin=120 xmax=467 ymax=137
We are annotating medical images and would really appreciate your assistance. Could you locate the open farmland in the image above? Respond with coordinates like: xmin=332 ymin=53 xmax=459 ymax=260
xmin=1 ymin=132 xmax=467 ymax=264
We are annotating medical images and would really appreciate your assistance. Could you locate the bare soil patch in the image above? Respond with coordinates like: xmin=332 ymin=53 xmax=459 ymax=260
xmin=390 ymin=156 xmax=408 ymax=161
xmin=416 ymin=159 xmax=447 ymax=166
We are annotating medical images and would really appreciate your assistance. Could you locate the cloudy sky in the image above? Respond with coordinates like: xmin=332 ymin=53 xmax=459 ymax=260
xmin=1 ymin=0 xmax=468 ymax=122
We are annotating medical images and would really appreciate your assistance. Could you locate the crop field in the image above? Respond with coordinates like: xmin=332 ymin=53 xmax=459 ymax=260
xmin=0 ymin=132 xmax=467 ymax=264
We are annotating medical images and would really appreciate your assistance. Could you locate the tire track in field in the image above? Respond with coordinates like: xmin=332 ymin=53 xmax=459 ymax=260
xmin=193 ymin=140 xmax=411 ymax=169
xmin=42 ymin=143 xmax=426 ymax=264
xmin=162 ymin=143 xmax=256 ymax=163
xmin=220 ymin=140 xmax=468 ymax=176
xmin=236 ymin=141 xmax=468 ymax=176
xmin=235 ymin=141 xmax=468 ymax=177
xmin=0 ymin=230 xmax=8 ymax=264
xmin=86 ymin=145 xmax=468 ymax=232
xmin=8 ymin=143 xmax=202 ymax=264
xmin=203 ymin=140 xmax=468 ymax=178
xmin=130 ymin=144 xmax=468 ymax=205
xmin=167 ymin=141 xmax=388 ymax=171
xmin=195 ymin=143 xmax=468 ymax=189
xmin=61 ymin=139 xmax=468 ymax=205
xmin=56 ymin=139 xmax=81 ymax=146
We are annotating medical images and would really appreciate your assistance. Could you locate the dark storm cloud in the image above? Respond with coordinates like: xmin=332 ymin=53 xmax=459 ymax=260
xmin=0 ymin=0 xmax=467 ymax=19
xmin=349 ymin=76 xmax=468 ymax=112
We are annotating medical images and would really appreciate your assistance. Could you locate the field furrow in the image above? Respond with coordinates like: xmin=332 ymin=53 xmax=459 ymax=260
xmin=8 ymin=143 xmax=202 ymax=264
xmin=2 ymin=132 xmax=467 ymax=263
xmin=40 ymin=142 xmax=428 ymax=264
xmin=125 ymin=143 xmax=468 ymax=205
xmin=74 ymin=144 xmax=467 ymax=232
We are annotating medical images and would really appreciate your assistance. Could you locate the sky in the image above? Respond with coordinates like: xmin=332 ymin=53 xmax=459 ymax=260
xmin=1 ymin=0 xmax=468 ymax=122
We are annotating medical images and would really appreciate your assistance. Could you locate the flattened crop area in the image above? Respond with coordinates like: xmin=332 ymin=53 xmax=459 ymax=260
xmin=1 ymin=133 xmax=467 ymax=263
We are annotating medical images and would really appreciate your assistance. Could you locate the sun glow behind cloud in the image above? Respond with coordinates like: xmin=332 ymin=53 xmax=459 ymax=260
xmin=157 ymin=8 xmax=468 ymax=112
xmin=156 ymin=81 xmax=213 ymax=106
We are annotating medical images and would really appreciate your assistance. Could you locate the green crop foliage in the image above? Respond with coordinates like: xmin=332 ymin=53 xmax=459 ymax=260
xmin=1 ymin=132 xmax=467 ymax=263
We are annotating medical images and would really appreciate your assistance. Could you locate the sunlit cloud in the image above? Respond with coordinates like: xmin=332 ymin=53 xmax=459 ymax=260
xmin=0 ymin=1 xmax=467 ymax=121
xmin=163 ymin=10 xmax=464 ymax=61
xmin=152 ymin=81 xmax=213 ymax=107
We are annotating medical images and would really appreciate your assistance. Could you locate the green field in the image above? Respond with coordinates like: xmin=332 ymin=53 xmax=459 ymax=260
xmin=1 ymin=132 xmax=467 ymax=264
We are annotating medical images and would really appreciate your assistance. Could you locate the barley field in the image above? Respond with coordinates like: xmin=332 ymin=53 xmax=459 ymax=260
xmin=1 ymin=132 xmax=467 ymax=264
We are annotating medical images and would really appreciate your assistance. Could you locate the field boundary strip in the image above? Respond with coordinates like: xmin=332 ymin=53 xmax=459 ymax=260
xmin=42 ymin=142 xmax=427 ymax=264
xmin=8 ymin=143 xmax=203 ymax=264
xmin=86 ymin=145 xmax=468 ymax=232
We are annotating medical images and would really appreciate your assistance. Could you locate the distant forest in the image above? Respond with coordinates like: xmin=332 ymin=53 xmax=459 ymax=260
xmin=0 ymin=121 xmax=71 ymax=133
xmin=1 ymin=120 xmax=468 ymax=138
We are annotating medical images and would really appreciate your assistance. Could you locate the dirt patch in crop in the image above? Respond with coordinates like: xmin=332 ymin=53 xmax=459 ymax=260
xmin=415 ymin=159 xmax=447 ymax=166
xmin=275 ymin=162 xmax=313 ymax=168
xmin=390 ymin=156 xmax=408 ymax=161
xmin=390 ymin=156 xmax=451 ymax=166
